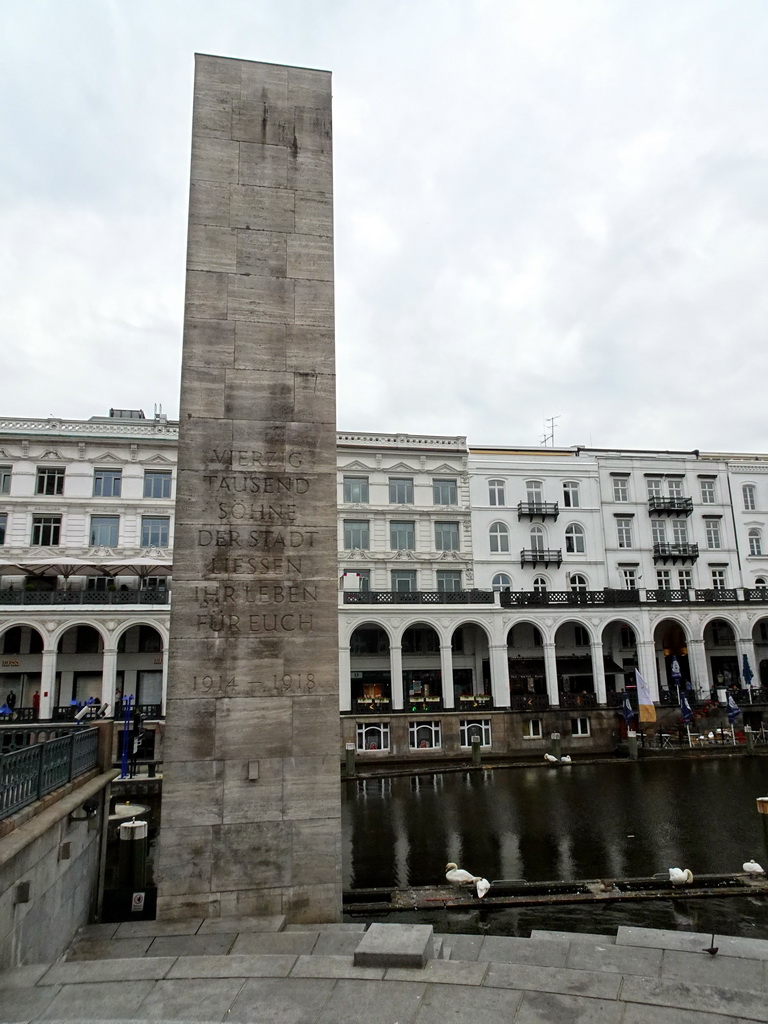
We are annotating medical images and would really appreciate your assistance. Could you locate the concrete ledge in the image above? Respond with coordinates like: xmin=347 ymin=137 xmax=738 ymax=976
xmin=353 ymin=923 xmax=434 ymax=969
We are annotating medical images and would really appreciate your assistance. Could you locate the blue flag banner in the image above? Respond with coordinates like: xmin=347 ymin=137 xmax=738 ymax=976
xmin=727 ymin=693 xmax=741 ymax=723
xmin=622 ymin=692 xmax=634 ymax=726
xmin=680 ymin=693 xmax=694 ymax=723
xmin=671 ymin=657 xmax=682 ymax=682
xmin=635 ymin=668 xmax=657 ymax=722
xmin=742 ymin=654 xmax=754 ymax=687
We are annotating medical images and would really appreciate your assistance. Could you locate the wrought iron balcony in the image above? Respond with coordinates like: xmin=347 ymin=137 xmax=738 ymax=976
xmin=509 ymin=693 xmax=549 ymax=711
xmin=343 ymin=589 xmax=495 ymax=605
xmin=653 ymin=542 xmax=699 ymax=564
xmin=744 ymin=588 xmax=768 ymax=602
xmin=648 ymin=496 xmax=693 ymax=516
xmin=695 ymin=588 xmax=738 ymax=602
xmin=520 ymin=548 xmax=562 ymax=568
xmin=645 ymin=588 xmax=691 ymax=603
xmin=559 ymin=692 xmax=598 ymax=709
xmin=500 ymin=588 xmax=638 ymax=607
xmin=0 ymin=587 xmax=169 ymax=605
xmin=517 ymin=501 xmax=559 ymax=521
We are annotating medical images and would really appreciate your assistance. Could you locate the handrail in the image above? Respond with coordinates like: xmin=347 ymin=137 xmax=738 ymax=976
xmin=0 ymin=727 xmax=99 ymax=819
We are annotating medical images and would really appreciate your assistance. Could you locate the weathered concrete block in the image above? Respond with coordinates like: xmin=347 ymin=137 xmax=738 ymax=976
xmin=354 ymin=923 xmax=435 ymax=969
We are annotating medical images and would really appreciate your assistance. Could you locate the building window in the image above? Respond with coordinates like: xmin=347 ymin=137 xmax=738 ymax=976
xmin=533 ymin=576 xmax=547 ymax=592
xmin=755 ymin=576 xmax=767 ymax=589
xmin=342 ymin=476 xmax=369 ymax=503
xmin=565 ymin=523 xmax=585 ymax=554
xmin=620 ymin=625 xmax=636 ymax=648
xmin=620 ymin=568 xmax=637 ymax=590
xmin=616 ymin=518 xmax=633 ymax=548
xmin=672 ymin=520 xmax=688 ymax=544
xmin=459 ymin=719 xmax=491 ymax=747
xmin=571 ymin=717 xmax=590 ymax=737
xmin=35 ymin=467 xmax=64 ymax=496
xmin=711 ymin=568 xmax=727 ymax=590
xmin=435 ymin=521 xmax=460 ymax=551
xmin=530 ymin=525 xmax=545 ymax=552
xmin=391 ymin=570 xmax=417 ymax=592
xmin=409 ymin=721 xmax=442 ymax=749
xmin=144 ymin=470 xmax=172 ymax=499
xmin=492 ymin=572 xmax=512 ymax=591
xmin=612 ymin=477 xmax=629 ymax=502
xmin=0 ymin=512 xmax=6 ymax=545
xmin=489 ymin=479 xmax=505 ymax=506
xmin=344 ymin=569 xmax=370 ymax=591
xmin=532 ymin=627 xmax=543 ymax=646
xmin=389 ymin=477 xmax=414 ymax=504
xmin=489 ymin=522 xmax=509 ymax=553
xmin=749 ymin=529 xmax=762 ymax=556
xmin=523 ymin=719 xmax=543 ymax=739
xmin=656 ymin=569 xmax=671 ymax=589
xmin=667 ymin=479 xmax=684 ymax=499
xmin=0 ymin=466 xmax=11 ymax=495
xmin=436 ymin=570 xmax=462 ymax=592
xmin=141 ymin=575 xmax=168 ymax=591
xmin=390 ymin=520 xmax=415 ymax=551
xmin=86 ymin=576 xmax=110 ymax=592
xmin=343 ymin=520 xmax=369 ymax=550
xmin=356 ymin=722 xmax=390 ymax=752
xmin=31 ymin=515 xmax=61 ymax=546
xmin=569 ymin=573 xmax=588 ymax=592
xmin=705 ymin=519 xmax=722 ymax=549
xmin=93 ymin=469 xmax=122 ymax=497
xmin=700 ymin=479 xmax=716 ymax=504
xmin=678 ymin=569 xmax=692 ymax=589
xmin=743 ymin=484 xmax=757 ymax=511
xmin=141 ymin=516 xmax=170 ymax=548
xmin=433 ymin=478 xmax=458 ymax=505
xmin=651 ymin=520 xmax=667 ymax=545
xmin=646 ymin=478 xmax=663 ymax=499
xmin=562 ymin=481 xmax=580 ymax=508
xmin=89 ymin=515 xmax=119 ymax=547
xmin=574 ymin=625 xmax=589 ymax=646
xmin=526 ymin=480 xmax=543 ymax=503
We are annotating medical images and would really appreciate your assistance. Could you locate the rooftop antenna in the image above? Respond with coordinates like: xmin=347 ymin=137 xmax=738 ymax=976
xmin=541 ymin=415 xmax=560 ymax=447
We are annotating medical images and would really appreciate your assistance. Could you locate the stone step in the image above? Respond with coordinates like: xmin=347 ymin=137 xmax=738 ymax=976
xmin=530 ymin=929 xmax=617 ymax=944
xmin=353 ymin=922 xmax=435 ymax=969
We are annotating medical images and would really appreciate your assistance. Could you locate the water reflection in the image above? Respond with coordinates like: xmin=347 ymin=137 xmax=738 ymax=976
xmin=343 ymin=759 xmax=768 ymax=890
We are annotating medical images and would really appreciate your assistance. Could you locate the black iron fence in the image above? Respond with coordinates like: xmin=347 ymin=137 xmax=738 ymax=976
xmin=0 ymin=726 xmax=99 ymax=819
xmin=344 ymin=590 xmax=495 ymax=605
xmin=0 ymin=588 xmax=169 ymax=606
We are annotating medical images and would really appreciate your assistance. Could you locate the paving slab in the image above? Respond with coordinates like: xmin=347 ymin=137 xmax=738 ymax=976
xmin=713 ymin=934 xmax=768 ymax=960
xmin=197 ymin=914 xmax=286 ymax=934
xmin=316 ymin=978 xmax=427 ymax=1024
xmin=40 ymin=958 xmax=177 ymax=986
xmin=230 ymin=931 xmax=319 ymax=956
xmin=76 ymin=922 xmax=121 ymax=940
xmin=620 ymin=974 xmax=768 ymax=1022
xmin=615 ymin=926 xmax=712 ymax=953
xmin=484 ymin=961 xmax=622 ymax=1000
xmin=566 ymin=941 xmax=663 ymax=976
xmin=290 ymin=955 xmax=385 ymax=980
xmin=133 ymin=977 xmax=245 ymax=1021
xmin=386 ymin=959 xmax=488 ymax=986
xmin=435 ymin=933 xmax=484 ymax=962
xmin=622 ymin=1004 xmax=749 ymax=1024
xmin=226 ymin=976 xmax=336 ymax=1024
xmin=514 ymin=989 xmax=624 ymax=1024
xmin=478 ymin=935 xmax=569 ymax=967
xmin=64 ymin=937 xmax=153 ymax=962
xmin=0 ymin=983 xmax=60 ymax=1021
xmin=37 ymin=979 xmax=157 ymax=1020
xmin=311 ymin=932 xmax=364 ymax=956
xmin=661 ymin=947 xmax=766 ymax=991
xmin=412 ymin=982 xmax=522 ymax=1024
xmin=0 ymin=964 xmax=49 ymax=987
xmin=146 ymin=934 xmax=237 ymax=958
xmin=116 ymin=919 xmax=204 ymax=939
xmin=354 ymin=924 xmax=434 ymax=970
xmin=530 ymin=929 xmax=616 ymax=944
xmin=167 ymin=954 xmax=297 ymax=979
xmin=284 ymin=923 xmax=366 ymax=933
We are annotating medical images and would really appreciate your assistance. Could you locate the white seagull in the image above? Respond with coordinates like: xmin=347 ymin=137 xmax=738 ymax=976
xmin=669 ymin=867 xmax=694 ymax=885
xmin=743 ymin=860 xmax=765 ymax=877
xmin=445 ymin=862 xmax=491 ymax=898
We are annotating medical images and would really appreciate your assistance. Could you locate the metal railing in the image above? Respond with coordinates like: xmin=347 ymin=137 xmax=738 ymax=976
xmin=653 ymin=542 xmax=699 ymax=562
xmin=520 ymin=548 xmax=563 ymax=567
xmin=509 ymin=693 xmax=549 ymax=711
xmin=0 ymin=726 xmax=99 ymax=819
xmin=0 ymin=588 xmax=169 ymax=606
xmin=648 ymin=497 xmax=693 ymax=515
xmin=344 ymin=589 xmax=495 ymax=605
xmin=517 ymin=501 xmax=560 ymax=520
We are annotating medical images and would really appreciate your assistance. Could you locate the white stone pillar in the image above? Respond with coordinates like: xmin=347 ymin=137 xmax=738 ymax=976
xmin=590 ymin=641 xmax=607 ymax=705
xmin=489 ymin=644 xmax=510 ymax=709
xmin=39 ymin=648 xmax=57 ymax=720
xmin=688 ymin=639 xmax=710 ymax=698
xmin=543 ymin=642 xmax=559 ymax=707
xmin=439 ymin=644 xmax=454 ymax=709
xmin=161 ymin=648 xmax=169 ymax=715
xmin=390 ymin=644 xmax=404 ymax=711
xmin=338 ymin=645 xmax=351 ymax=712
xmin=636 ymin=640 xmax=660 ymax=701
xmin=101 ymin=647 xmax=118 ymax=710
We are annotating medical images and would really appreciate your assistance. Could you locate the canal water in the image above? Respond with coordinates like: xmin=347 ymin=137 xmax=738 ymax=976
xmin=342 ymin=757 xmax=768 ymax=937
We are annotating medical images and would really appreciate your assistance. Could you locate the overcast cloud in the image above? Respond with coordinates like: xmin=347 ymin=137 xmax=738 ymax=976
xmin=1 ymin=0 xmax=767 ymax=452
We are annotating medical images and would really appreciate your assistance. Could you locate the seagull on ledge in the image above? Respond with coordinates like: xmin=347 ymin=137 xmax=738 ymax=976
xmin=445 ymin=862 xmax=491 ymax=898
xmin=669 ymin=867 xmax=694 ymax=885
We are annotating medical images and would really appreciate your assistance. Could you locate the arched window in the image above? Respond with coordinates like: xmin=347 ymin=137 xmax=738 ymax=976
xmin=563 ymin=481 xmax=580 ymax=508
xmin=569 ymin=573 xmax=588 ymax=592
xmin=749 ymin=528 xmax=762 ymax=556
xmin=529 ymin=525 xmax=544 ymax=552
xmin=489 ymin=522 xmax=510 ymax=553
xmin=492 ymin=572 xmax=512 ymax=591
xmin=565 ymin=523 xmax=585 ymax=554
xmin=743 ymin=484 xmax=757 ymax=511
xmin=488 ymin=479 xmax=505 ymax=506
xmin=755 ymin=577 xmax=767 ymax=588
xmin=532 ymin=576 xmax=547 ymax=592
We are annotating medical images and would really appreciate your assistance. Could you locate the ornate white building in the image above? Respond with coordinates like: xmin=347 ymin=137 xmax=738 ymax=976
xmin=2 ymin=413 xmax=768 ymax=760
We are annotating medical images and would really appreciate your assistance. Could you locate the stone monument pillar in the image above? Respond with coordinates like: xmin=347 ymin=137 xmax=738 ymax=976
xmin=157 ymin=55 xmax=340 ymax=923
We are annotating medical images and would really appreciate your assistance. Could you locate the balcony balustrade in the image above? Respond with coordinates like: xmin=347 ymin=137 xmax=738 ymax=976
xmin=648 ymin=496 xmax=693 ymax=516
xmin=517 ymin=501 xmax=559 ymax=521
xmin=653 ymin=542 xmax=699 ymax=564
xmin=559 ymin=692 xmax=598 ymax=709
xmin=0 ymin=587 xmax=169 ymax=606
xmin=695 ymin=588 xmax=738 ymax=602
xmin=344 ymin=589 xmax=494 ymax=605
xmin=520 ymin=548 xmax=562 ymax=568
xmin=509 ymin=693 xmax=549 ymax=711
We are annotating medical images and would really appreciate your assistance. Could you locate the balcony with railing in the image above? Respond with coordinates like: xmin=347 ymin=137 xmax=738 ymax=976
xmin=648 ymin=496 xmax=693 ymax=516
xmin=517 ymin=501 xmax=559 ymax=521
xmin=0 ymin=587 xmax=169 ymax=606
xmin=343 ymin=589 xmax=495 ymax=605
xmin=653 ymin=542 xmax=699 ymax=564
xmin=520 ymin=548 xmax=562 ymax=568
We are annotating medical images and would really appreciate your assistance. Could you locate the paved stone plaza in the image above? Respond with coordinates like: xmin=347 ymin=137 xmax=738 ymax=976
xmin=2 ymin=917 xmax=768 ymax=1022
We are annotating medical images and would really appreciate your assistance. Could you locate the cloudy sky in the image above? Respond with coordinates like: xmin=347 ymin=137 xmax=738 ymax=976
xmin=1 ymin=1 xmax=767 ymax=452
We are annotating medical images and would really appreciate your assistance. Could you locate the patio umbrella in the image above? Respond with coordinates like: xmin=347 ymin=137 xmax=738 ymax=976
xmin=23 ymin=561 xmax=111 ymax=581
xmin=102 ymin=560 xmax=172 ymax=581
